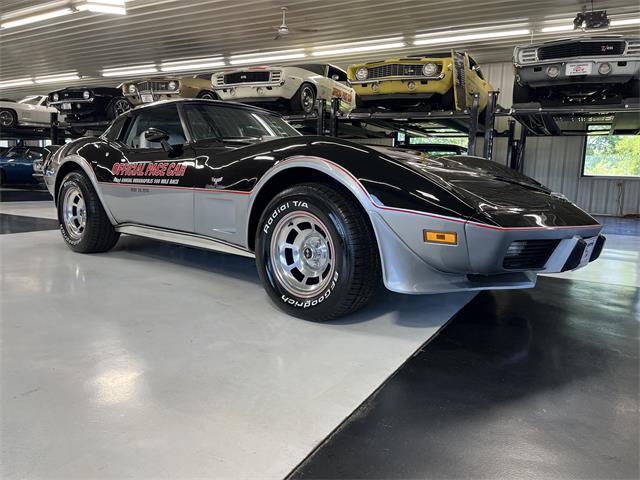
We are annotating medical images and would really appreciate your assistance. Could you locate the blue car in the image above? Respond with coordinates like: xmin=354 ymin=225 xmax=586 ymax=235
xmin=0 ymin=146 xmax=44 ymax=185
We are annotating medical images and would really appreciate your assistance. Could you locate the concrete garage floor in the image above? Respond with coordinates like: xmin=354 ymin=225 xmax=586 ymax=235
xmin=0 ymin=193 xmax=475 ymax=479
xmin=1 ymin=188 xmax=638 ymax=479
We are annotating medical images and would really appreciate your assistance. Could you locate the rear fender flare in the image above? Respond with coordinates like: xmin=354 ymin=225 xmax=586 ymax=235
xmin=55 ymin=155 xmax=117 ymax=225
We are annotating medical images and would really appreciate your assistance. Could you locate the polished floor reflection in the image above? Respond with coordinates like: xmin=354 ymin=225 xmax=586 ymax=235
xmin=0 ymin=225 xmax=474 ymax=479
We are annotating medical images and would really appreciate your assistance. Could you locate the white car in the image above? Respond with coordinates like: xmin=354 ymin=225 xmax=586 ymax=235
xmin=0 ymin=95 xmax=62 ymax=128
xmin=212 ymin=63 xmax=356 ymax=114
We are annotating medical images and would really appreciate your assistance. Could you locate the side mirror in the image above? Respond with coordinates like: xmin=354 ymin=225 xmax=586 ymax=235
xmin=331 ymin=74 xmax=340 ymax=81
xmin=144 ymin=127 xmax=172 ymax=151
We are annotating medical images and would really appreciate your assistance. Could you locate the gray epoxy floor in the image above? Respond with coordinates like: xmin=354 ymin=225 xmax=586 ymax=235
xmin=0 ymin=214 xmax=475 ymax=479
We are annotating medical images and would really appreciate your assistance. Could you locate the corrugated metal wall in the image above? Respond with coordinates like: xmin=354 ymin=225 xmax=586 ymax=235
xmin=482 ymin=62 xmax=640 ymax=216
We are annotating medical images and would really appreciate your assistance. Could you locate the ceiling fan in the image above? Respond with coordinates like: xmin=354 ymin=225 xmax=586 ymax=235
xmin=273 ymin=6 xmax=318 ymax=40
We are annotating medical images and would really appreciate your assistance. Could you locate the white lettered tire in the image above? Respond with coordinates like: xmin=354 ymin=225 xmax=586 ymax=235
xmin=255 ymin=183 xmax=381 ymax=321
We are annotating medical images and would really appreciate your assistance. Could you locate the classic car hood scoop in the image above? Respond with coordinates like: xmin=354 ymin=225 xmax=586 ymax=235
xmin=369 ymin=145 xmax=554 ymax=211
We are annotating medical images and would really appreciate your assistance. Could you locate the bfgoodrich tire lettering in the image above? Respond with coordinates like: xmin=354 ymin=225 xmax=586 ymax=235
xmin=57 ymin=171 xmax=119 ymax=253
xmin=255 ymin=183 xmax=381 ymax=321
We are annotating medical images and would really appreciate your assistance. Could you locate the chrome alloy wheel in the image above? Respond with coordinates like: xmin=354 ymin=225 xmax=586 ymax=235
xmin=270 ymin=211 xmax=335 ymax=298
xmin=113 ymin=99 xmax=130 ymax=116
xmin=300 ymin=85 xmax=315 ymax=112
xmin=62 ymin=186 xmax=87 ymax=240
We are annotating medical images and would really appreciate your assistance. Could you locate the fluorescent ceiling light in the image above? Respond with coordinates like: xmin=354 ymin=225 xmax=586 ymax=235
xmin=77 ymin=3 xmax=127 ymax=15
xmin=160 ymin=57 xmax=225 ymax=72
xmin=0 ymin=78 xmax=34 ymax=89
xmin=102 ymin=64 xmax=158 ymax=77
xmin=0 ymin=8 xmax=73 ymax=29
xmin=230 ymin=49 xmax=306 ymax=65
xmin=313 ymin=38 xmax=405 ymax=57
xmin=611 ymin=18 xmax=640 ymax=26
xmin=35 ymin=72 xmax=81 ymax=83
xmin=540 ymin=24 xmax=574 ymax=33
xmin=414 ymin=28 xmax=530 ymax=45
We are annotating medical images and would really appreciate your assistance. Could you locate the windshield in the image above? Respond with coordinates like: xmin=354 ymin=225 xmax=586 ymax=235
xmin=183 ymin=104 xmax=300 ymax=141
xmin=18 ymin=96 xmax=43 ymax=105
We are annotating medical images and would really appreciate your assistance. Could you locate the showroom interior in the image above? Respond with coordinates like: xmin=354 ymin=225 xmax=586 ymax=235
xmin=0 ymin=0 xmax=638 ymax=478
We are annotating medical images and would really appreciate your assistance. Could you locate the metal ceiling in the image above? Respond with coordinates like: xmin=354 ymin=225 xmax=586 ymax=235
xmin=1 ymin=0 xmax=639 ymax=98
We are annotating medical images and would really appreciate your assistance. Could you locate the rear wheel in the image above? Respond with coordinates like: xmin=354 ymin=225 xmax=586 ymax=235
xmin=290 ymin=83 xmax=316 ymax=114
xmin=57 ymin=171 xmax=119 ymax=253
xmin=255 ymin=183 xmax=381 ymax=321
xmin=0 ymin=109 xmax=17 ymax=128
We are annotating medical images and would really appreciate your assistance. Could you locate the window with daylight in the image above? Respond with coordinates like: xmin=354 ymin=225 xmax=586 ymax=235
xmin=583 ymin=131 xmax=640 ymax=178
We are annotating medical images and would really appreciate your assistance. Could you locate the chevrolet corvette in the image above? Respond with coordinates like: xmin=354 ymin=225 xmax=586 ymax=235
xmin=41 ymin=99 xmax=605 ymax=320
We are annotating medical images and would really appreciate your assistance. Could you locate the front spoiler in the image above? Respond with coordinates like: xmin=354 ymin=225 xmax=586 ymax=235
xmin=369 ymin=208 xmax=603 ymax=295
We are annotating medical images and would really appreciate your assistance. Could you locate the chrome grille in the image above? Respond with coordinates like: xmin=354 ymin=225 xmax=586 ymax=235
xmin=223 ymin=71 xmax=271 ymax=84
xmin=366 ymin=63 xmax=437 ymax=79
xmin=135 ymin=80 xmax=169 ymax=91
xmin=538 ymin=40 xmax=626 ymax=60
xmin=59 ymin=90 xmax=86 ymax=100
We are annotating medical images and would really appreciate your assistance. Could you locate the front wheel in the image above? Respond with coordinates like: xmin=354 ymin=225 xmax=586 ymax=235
xmin=0 ymin=109 xmax=17 ymax=128
xmin=197 ymin=91 xmax=217 ymax=100
xmin=58 ymin=171 xmax=119 ymax=253
xmin=107 ymin=97 xmax=131 ymax=120
xmin=255 ymin=183 xmax=381 ymax=321
xmin=289 ymin=83 xmax=316 ymax=114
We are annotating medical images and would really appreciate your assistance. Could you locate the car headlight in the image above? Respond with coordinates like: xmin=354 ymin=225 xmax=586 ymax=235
xmin=52 ymin=93 xmax=59 ymax=102
xmin=355 ymin=67 xmax=368 ymax=81
xmin=168 ymin=81 xmax=178 ymax=90
xmin=128 ymin=84 xmax=136 ymax=94
xmin=598 ymin=62 xmax=612 ymax=75
xmin=422 ymin=62 xmax=438 ymax=77
xmin=546 ymin=65 xmax=560 ymax=78
xmin=83 ymin=90 xmax=90 ymax=99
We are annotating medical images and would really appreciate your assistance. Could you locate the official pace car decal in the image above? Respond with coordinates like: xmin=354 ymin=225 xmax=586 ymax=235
xmin=110 ymin=161 xmax=188 ymax=185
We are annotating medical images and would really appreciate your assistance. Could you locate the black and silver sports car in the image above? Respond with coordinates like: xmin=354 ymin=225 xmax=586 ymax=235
xmin=41 ymin=99 xmax=605 ymax=321
xmin=48 ymin=86 xmax=131 ymax=127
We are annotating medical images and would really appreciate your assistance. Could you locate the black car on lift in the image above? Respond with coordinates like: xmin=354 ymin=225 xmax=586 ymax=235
xmin=47 ymin=86 xmax=131 ymax=134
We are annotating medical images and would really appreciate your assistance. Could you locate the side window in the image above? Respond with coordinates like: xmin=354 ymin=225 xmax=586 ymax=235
xmin=327 ymin=66 xmax=347 ymax=82
xmin=123 ymin=105 xmax=186 ymax=149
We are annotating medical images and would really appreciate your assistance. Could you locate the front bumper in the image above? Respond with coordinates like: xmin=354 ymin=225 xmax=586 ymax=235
xmin=125 ymin=91 xmax=182 ymax=106
xmin=516 ymin=58 xmax=640 ymax=88
xmin=215 ymin=83 xmax=296 ymax=102
xmin=370 ymin=208 xmax=603 ymax=294
xmin=352 ymin=77 xmax=451 ymax=98
xmin=49 ymin=99 xmax=102 ymax=122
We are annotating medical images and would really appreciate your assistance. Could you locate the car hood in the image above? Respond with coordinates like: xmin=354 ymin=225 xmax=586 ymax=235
xmin=368 ymin=145 xmax=598 ymax=227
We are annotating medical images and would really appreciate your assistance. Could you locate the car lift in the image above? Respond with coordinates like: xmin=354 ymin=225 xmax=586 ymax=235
xmin=283 ymin=91 xmax=502 ymax=160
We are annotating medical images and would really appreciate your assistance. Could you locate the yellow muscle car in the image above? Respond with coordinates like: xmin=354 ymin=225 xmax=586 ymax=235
xmin=121 ymin=74 xmax=217 ymax=106
xmin=347 ymin=51 xmax=492 ymax=110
